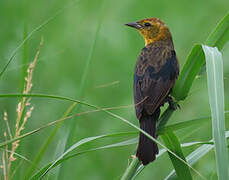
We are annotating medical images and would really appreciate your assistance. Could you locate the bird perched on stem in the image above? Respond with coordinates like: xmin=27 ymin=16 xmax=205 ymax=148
xmin=125 ymin=18 xmax=179 ymax=165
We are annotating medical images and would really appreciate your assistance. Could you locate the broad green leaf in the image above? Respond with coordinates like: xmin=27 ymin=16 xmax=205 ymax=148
xmin=172 ymin=12 xmax=229 ymax=100
xmin=161 ymin=132 xmax=192 ymax=180
xmin=203 ymin=45 xmax=228 ymax=180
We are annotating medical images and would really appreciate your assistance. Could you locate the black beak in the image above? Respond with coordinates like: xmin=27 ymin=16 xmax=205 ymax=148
xmin=125 ymin=22 xmax=142 ymax=29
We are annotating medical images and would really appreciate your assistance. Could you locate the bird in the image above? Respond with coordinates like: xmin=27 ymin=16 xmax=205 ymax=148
xmin=125 ymin=18 xmax=179 ymax=165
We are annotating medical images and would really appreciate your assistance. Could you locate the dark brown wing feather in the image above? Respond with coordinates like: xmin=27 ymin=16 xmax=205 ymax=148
xmin=134 ymin=41 xmax=179 ymax=120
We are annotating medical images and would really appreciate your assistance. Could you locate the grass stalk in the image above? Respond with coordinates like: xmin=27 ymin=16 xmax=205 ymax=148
xmin=121 ymin=157 xmax=141 ymax=180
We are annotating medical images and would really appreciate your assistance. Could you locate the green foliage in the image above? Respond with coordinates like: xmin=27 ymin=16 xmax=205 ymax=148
xmin=0 ymin=0 xmax=229 ymax=179
xmin=166 ymin=131 xmax=229 ymax=179
xmin=31 ymin=138 xmax=137 ymax=180
xmin=122 ymin=11 xmax=229 ymax=179
xmin=24 ymin=103 xmax=76 ymax=179
xmin=161 ymin=132 xmax=192 ymax=180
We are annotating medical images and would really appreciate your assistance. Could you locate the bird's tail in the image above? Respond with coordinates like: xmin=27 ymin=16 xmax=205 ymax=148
xmin=136 ymin=109 xmax=160 ymax=165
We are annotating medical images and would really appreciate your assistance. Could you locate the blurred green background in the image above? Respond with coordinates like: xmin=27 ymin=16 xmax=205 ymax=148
xmin=0 ymin=0 xmax=229 ymax=179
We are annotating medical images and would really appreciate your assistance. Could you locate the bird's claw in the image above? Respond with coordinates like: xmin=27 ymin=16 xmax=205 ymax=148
xmin=167 ymin=96 xmax=180 ymax=110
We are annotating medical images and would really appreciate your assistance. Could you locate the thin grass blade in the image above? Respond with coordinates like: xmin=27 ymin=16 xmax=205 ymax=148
xmin=165 ymin=131 xmax=229 ymax=179
xmin=0 ymin=93 xmax=227 ymax=144
xmin=23 ymin=103 xmax=77 ymax=180
xmin=32 ymin=132 xmax=135 ymax=179
xmin=161 ymin=131 xmax=192 ymax=180
xmin=30 ymin=138 xmax=137 ymax=180
xmin=58 ymin=2 xmax=105 ymax=177
xmin=205 ymin=11 xmax=229 ymax=49
xmin=31 ymin=136 xmax=217 ymax=180
xmin=0 ymin=93 xmax=210 ymax=179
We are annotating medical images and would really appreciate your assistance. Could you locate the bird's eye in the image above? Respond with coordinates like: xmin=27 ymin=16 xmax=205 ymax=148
xmin=144 ymin=22 xmax=151 ymax=27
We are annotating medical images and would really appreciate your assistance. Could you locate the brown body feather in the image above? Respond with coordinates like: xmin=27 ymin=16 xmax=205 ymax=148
xmin=134 ymin=39 xmax=179 ymax=165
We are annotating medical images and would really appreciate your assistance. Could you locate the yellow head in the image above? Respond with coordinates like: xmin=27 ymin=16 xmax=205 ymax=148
xmin=125 ymin=18 xmax=172 ymax=46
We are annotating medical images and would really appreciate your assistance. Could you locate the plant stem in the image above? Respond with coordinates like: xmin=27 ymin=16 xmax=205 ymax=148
xmin=121 ymin=107 xmax=175 ymax=180
xmin=121 ymin=156 xmax=141 ymax=180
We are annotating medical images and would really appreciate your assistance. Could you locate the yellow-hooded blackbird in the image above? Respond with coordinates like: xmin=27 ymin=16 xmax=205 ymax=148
xmin=125 ymin=18 xmax=179 ymax=165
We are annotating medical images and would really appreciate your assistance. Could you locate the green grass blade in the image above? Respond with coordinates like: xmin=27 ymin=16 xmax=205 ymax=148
xmin=205 ymin=11 xmax=229 ymax=49
xmin=119 ymin=107 xmax=204 ymax=180
xmin=59 ymin=2 xmax=105 ymax=177
xmin=158 ymin=111 xmax=229 ymax=134
xmin=127 ymin=134 xmax=221 ymax=179
xmin=165 ymin=144 xmax=214 ymax=180
xmin=23 ymin=103 xmax=76 ymax=180
xmin=0 ymin=123 xmax=51 ymax=148
xmin=31 ymin=132 xmax=135 ymax=179
xmin=0 ymin=108 xmax=216 ymax=180
xmin=0 ymin=93 xmax=214 ymax=179
xmin=157 ymin=107 xmax=175 ymax=130
xmin=172 ymin=11 xmax=229 ymax=100
xmin=121 ymin=157 xmax=141 ymax=180
xmin=203 ymin=45 xmax=228 ymax=179
xmin=158 ymin=116 xmax=209 ymax=134
xmin=0 ymin=101 xmax=217 ymax=150
xmin=0 ymin=93 xmax=96 ymax=108
xmin=27 ymin=4 xmax=105 ymax=175
xmin=0 ymin=148 xmax=34 ymax=167
xmin=0 ymin=104 xmax=215 ymax=149
xmin=20 ymin=21 xmax=28 ymax=93
xmin=161 ymin=132 xmax=192 ymax=180
xmin=30 ymin=138 xmax=137 ymax=180
xmin=0 ymin=93 xmax=227 ymax=140
xmin=165 ymin=131 xmax=229 ymax=179
xmin=172 ymin=44 xmax=204 ymax=100
xmin=32 ymin=135 xmax=216 ymax=180
xmin=106 ymin=111 xmax=206 ymax=179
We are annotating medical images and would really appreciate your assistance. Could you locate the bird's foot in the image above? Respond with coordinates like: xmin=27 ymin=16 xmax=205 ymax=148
xmin=166 ymin=96 xmax=180 ymax=110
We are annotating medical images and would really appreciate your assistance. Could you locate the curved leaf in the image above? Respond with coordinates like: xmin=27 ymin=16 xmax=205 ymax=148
xmin=172 ymin=11 xmax=229 ymax=100
xmin=161 ymin=132 xmax=192 ymax=180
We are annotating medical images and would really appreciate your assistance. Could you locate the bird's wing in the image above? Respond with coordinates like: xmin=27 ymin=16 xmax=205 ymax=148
xmin=134 ymin=45 xmax=179 ymax=120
